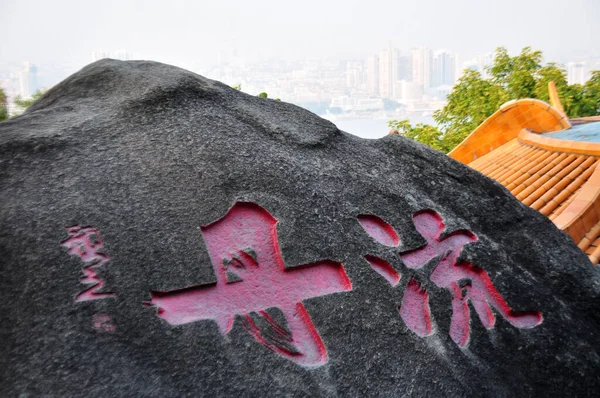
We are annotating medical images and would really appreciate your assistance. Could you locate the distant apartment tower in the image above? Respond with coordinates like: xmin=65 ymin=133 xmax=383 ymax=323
xmin=463 ymin=52 xmax=494 ymax=78
xmin=18 ymin=62 xmax=38 ymax=98
xmin=366 ymin=55 xmax=379 ymax=96
xmin=431 ymin=50 xmax=456 ymax=87
xmin=114 ymin=50 xmax=133 ymax=61
xmin=91 ymin=52 xmax=110 ymax=62
xmin=567 ymin=62 xmax=589 ymax=85
xmin=91 ymin=50 xmax=134 ymax=62
xmin=411 ymin=47 xmax=432 ymax=90
xmin=346 ymin=61 xmax=363 ymax=89
xmin=378 ymin=46 xmax=398 ymax=99
xmin=397 ymin=54 xmax=412 ymax=81
xmin=398 ymin=81 xmax=423 ymax=102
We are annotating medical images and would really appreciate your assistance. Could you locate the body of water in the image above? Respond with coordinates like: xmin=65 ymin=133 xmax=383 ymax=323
xmin=320 ymin=115 xmax=437 ymax=139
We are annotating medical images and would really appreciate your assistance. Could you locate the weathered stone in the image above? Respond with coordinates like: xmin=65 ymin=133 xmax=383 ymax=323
xmin=1 ymin=59 xmax=599 ymax=397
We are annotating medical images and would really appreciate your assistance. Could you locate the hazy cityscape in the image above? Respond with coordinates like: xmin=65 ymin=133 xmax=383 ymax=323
xmin=1 ymin=0 xmax=599 ymax=138
xmin=3 ymin=48 xmax=599 ymax=139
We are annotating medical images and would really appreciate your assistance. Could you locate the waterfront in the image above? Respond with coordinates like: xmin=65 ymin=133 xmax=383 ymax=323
xmin=321 ymin=115 xmax=437 ymax=139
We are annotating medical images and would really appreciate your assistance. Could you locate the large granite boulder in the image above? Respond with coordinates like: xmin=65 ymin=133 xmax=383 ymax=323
xmin=1 ymin=60 xmax=599 ymax=397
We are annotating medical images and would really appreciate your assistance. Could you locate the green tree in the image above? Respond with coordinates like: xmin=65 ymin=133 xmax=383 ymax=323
xmin=14 ymin=89 xmax=44 ymax=110
xmin=570 ymin=71 xmax=600 ymax=117
xmin=389 ymin=119 xmax=451 ymax=152
xmin=533 ymin=64 xmax=599 ymax=117
xmin=534 ymin=63 xmax=568 ymax=103
xmin=489 ymin=47 xmax=542 ymax=99
xmin=388 ymin=46 xmax=600 ymax=153
xmin=258 ymin=92 xmax=268 ymax=98
xmin=0 ymin=88 xmax=8 ymax=122
xmin=433 ymin=69 xmax=508 ymax=149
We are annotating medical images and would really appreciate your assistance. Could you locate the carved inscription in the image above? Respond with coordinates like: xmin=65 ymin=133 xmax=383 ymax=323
xmin=62 ymin=225 xmax=117 ymax=332
xmin=60 ymin=203 xmax=544 ymax=363
xmin=61 ymin=226 xmax=116 ymax=302
xmin=148 ymin=202 xmax=353 ymax=367
xmin=359 ymin=209 xmax=543 ymax=346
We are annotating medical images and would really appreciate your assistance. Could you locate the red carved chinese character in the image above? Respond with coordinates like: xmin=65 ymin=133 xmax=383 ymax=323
xmin=148 ymin=202 xmax=352 ymax=367
xmin=92 ymin=313 xmax=116 ymax=333
xmin=358 ymin=214 xmax=433 ymax=337
xmin=359 ymin=211 xmax=543 ymax=346
xmin=61 ymin=226 xmax=116 ymax=301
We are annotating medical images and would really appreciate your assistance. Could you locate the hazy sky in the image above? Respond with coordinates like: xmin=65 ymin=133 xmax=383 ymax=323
xmin=1 ymin=0 xmax=598 ymax=69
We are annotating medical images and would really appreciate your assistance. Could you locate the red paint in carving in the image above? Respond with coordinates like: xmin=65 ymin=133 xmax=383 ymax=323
xmin=76 ymin=267 xmax=117 ymax=301
xmin=400 ymin=210 xmax=543 ymax=346
xmin=258 ymin=310 xmax=294 ymax=342
xmin=399 ymin=278 xmax=433 ymax=337
xmin=61 ymin=226 xmax=109 ymax=268
xmin=62 ymin=226 xmax=115 ymax=301
xmin=149 ymin=202 xmax=352 ymax=367
xmin=364 ymin=255 xmax=401 ymax=286
xmin=242 ymin=313 xmax=299 ymax=356
xmin=242 ymin=303 xmax=326 ymax=360
xmin=357 ymin=215 xmax=400 ymax=247
xmin=92 ymin=313 xmax=116 ymax=333
xmin=450 ymin=284 xmax=471 ymax=346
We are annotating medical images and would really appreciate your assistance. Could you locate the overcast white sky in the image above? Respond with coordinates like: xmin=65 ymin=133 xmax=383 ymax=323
xmin=1 ymin=0 xmax=598 ymax=69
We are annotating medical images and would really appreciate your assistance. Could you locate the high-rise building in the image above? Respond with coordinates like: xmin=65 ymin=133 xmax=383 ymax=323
xmin=345 ymin=61 xmax=363 ymax=89
xmin=113 ymin=50 xmax=133 ymax=61
xmin=18 ymin=62 xmax=38 ymax=98
xmin=462 ymin=52 xmax=494 ymax=79
xmin=454 ymin=53 xmax=461 ymax=82
xmin=411 ymin=47 xmax=432 ymax=90
xmin=378 ymin=46 xmax=398 ymax=99
xmin=432 ymin=50 xmax=456 ymax=88
xmin=366 ymin=55 xmax=379 ymax=96
xmin=91 ymin=52 xmax=110 ymax=62
xmin=397 ymin=55 xmax=412 ymax=81
xmin=567 ymin=62 xmax=589 ymax=85
xmin=91 ymin=50 xmax=134 ymax=62
xmin=398 ymin=80 xmax=424 ymax=102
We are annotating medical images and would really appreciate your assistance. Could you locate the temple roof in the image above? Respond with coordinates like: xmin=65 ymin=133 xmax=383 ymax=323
xmin=449 ymin=83 xmax=600 ymax=265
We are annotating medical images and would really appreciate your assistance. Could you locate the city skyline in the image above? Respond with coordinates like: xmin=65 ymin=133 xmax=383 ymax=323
xmin=1 ymin=0 xmax=598 ymax=138
xmin=4 ymin=44 xmax=597 ymax=96
xmin=1 ymin=0 xmax=598 ymax=68
xmin=2 ymin=43 xmax=598 ymax=132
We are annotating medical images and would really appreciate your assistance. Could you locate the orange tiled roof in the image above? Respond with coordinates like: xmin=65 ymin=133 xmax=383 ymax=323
xmin=449 ymin=83 xmax=600 ymax=265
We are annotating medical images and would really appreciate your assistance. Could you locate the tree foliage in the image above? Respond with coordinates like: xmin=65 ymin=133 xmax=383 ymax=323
xmin=0 ymin=88 xmax=8 ymax=122
xmin=433 ymin=69 xmax=508 ymax=150
xmin=489 ymin=47 xmax=542 ymax=99
xmin=389 ymin=47 xmax=600 ymax=153
xmin=564 ymin=71 xmax=600 ymax=117
xmin=389 ymin=119 xmax=451 ymax=152
xmin=14 ymin=89 xmax=44 ymax=110
xmin=232 ymin=86 xmax=280 ymax=100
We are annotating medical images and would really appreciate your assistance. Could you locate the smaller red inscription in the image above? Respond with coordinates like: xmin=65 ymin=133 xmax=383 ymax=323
xmin=61 ymin=226 xmax=109 ymax=267
xmin=61 ymin=226 xmax=115 ymax=302
xmin=77 ymin=268 xmax=117 ymax=302
xmin=92 ymin=313 xmax=116 ymax=333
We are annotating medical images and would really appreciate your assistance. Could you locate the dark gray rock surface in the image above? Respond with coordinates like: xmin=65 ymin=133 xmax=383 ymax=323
xmin=1 ymin=59 xmax=599 ymax=397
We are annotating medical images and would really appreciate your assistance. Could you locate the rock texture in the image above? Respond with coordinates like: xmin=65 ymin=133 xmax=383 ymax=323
xmin=1 ymin=59 xmax=599 ymax=397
